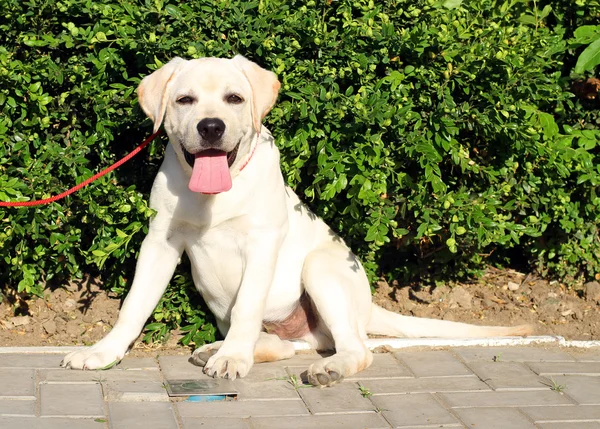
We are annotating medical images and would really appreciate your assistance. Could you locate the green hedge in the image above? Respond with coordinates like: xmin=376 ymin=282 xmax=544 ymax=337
xmin=1 ymin=0 xmax=599 ymax=345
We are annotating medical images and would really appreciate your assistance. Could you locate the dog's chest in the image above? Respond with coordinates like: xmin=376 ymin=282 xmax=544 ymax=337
xmin=181 ymin=220 xmax=249 ymax=313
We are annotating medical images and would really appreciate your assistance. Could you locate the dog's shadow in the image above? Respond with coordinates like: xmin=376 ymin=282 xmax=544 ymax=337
xmin=293 ymin=201 xmax=360 ymax=273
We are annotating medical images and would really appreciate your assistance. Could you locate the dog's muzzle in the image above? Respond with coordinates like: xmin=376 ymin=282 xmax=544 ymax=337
xmin=182 ymin=141 xmax=240 ymax=169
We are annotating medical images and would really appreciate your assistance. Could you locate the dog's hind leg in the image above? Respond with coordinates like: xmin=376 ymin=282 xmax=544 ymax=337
xmin=190 ymin=332 xmax=296 ymax=368
xmin=301 ymin=244 xmax=374 ymax=387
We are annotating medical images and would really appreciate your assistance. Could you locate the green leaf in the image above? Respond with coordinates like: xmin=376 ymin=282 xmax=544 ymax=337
xmin=442 ymin=0 xmax=462 ymax=9
xmin=579 ymin=138 xmax=596 ymax=150
xmin=573 ymin=25 xmax=600 ymax=44
xmin=539 ymin=5 xmax=552 ymax=20
xmin=416 ymin=142 xmax=442 ymax=163
xmin=94 ymin=31 xmax=107 ymax=42
xmin=29 ymin=82 xmax=41 ymax=93
xmin=575 ymin=38 xmax=600 ymax=74
xmin=518 ymin=14 xmax=537 ymax=26
xmin=538 ymin=112 xmax=558 ymax=138
xmin=98 ymin=359 xmax=120 ymax=370
xmin=165 ymin=4 xmax=182 ymax=19
xmin=144 ymin=322 xmax=164 ymax=331
xmin=365 ymin=223 xmax=379 ymax=242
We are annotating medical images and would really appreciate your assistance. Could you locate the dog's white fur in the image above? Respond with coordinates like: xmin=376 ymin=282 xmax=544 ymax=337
xmin=62 ymin=56 xmax=531 ymax=386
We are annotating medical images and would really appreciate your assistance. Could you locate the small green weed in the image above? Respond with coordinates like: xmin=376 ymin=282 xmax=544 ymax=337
xmin=270 ymin=374 xmax=312 ymax=390
xmin=544 ymin=377 xmax=567 ymax=393
xmin=359 ymin=385 xmax=373 ymax=398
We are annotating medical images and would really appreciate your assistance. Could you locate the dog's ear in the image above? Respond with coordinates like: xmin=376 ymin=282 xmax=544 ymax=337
xmin=232 ymin=55 xmax=280 ymax=134
xmin=137 ymin=57 xmax=187 ymax=133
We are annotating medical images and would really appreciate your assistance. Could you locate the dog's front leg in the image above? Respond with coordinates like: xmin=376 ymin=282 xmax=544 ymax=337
xmin=203 ymin=229 xmax=283 ymax=380
xmin=62 ymin=231 xmax=183 ymax=370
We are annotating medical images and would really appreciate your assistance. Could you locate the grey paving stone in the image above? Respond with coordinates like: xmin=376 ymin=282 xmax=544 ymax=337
xmin=545 ymin=375 xmax=600 ymax=404
xmin=103 ymin=380 xmax=169 ymax=402
xmin=527 ymin=361 xmax=600 ymax=375
xmin=0 ymin=417 xmax=104 ymax=429
xmin=278 ymin=352 xmax=328 ymax=375
xmin=0 ymin=354 xmax=64 ymax=368
xmin=109 ymin=401 xmax=178 ymax=429
xmin=361 ymin=375 xmax=490 ymax=395
xmin=0 ymin=398 xmax=36 ymax=416
xmin=370 ymin=393 xmax=460 ymax=427
xmin=467 ymin=361 xmax=549 ymax=391
xmin=158 ymin=355 xmax=207 ymax=379
xmin=538 ymin=423 xmax=600 ymax=429
xmin=394 ymin=350 xmax=473 ymax=377
xmin=115 ymin=357 xmax=160 ymax=370
xmin=182 ymin=417 xmax=251 ymax=429
xmin=233 ymin=379 xmax=301 ymax=400
xmin=250 ymin=413 xmax=391 ymax=429
xmin=0 ymin=369 xmax=35 ymax=397
xmin=39 ymin=369 xmax=104 ymax=383
xmin=40 ymin=383 xmax=104 ymax=417
xmin=42 ymin=367 xmax=162 ymax=383
xmin=236 ymin=361 xmax=289 ymax=382
xmin=346 ymin=354 xmax=412 ymax=380
xmin=452 ymin=347 xmax=574 ymax=363
xmin=569 ymin=349 xmax=600 ymax=362
xmin=439 ymin=390 xmax=573 ymax=408
xmin=453 ymin=407 xmax=537 ymax=429
xmin=521 ymin=404 xmax=600 ymax=422
xmin=298 ymin=381 xmax=374 ymax=414
xmin=276 ymin=352 xmax=325 ymax=366
xmin=177 ymin=399 xmax=309 ymax=418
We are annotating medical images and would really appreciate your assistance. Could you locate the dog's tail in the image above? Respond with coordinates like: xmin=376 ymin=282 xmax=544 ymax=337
xmin=366 ymin=303 xmax=533 ymax=338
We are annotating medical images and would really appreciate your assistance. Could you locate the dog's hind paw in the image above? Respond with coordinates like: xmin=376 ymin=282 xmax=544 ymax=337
xmin=307 ymin=361 xmax=344 ymax=387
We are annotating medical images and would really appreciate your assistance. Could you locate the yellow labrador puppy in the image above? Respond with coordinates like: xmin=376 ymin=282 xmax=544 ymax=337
xmin=62 ymin=56 xmax=531 ymax=386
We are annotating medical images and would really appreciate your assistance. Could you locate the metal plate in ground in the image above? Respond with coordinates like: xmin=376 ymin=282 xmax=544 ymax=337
xmin=165 ymin=379 xmax=238 ymax=397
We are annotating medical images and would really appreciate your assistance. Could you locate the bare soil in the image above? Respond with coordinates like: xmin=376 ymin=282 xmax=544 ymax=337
xmin=0 ymin=279 xmax=184 ymax=353
xmin=1 ymin=268 xmax=599 ymax=348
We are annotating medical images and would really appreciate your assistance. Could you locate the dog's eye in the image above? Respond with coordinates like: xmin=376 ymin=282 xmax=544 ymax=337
xmin=176 ymin=96 xmax=195 ymax=105
xmin=226 ymin=94 xmax=244 ymax=104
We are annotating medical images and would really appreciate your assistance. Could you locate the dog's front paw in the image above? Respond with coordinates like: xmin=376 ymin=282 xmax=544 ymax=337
xmin=61 ymin=342 xmax=126 ymax=370
xmin=190 ymin=341 xmax=223 ymax=367
xmin=203 ymin=352 xmax=253 ymax=380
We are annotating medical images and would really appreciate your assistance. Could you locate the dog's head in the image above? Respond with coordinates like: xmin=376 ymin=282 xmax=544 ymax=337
xmin=137 ymin=56 xmax=280 ymax=194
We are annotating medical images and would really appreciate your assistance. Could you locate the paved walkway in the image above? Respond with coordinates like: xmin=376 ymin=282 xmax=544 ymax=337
xmin=1 ymin=344 xmax=600 ymax=429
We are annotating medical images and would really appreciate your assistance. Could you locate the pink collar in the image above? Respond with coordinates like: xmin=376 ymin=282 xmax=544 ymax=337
xmin=238 ymin=140 xmax=257 ymax=172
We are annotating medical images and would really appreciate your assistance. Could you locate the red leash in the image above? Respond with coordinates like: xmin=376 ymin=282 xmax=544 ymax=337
xmin=0 ymin=130 xmax=162 ymax=207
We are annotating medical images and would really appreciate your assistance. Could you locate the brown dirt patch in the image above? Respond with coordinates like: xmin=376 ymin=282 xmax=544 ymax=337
xmin=1 ymin=267 xmax=599 ymax=347
xmin=0 ymin=279 xmax=185 ymax=353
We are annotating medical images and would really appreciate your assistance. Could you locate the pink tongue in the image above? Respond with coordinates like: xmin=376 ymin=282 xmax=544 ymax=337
xmin=188 ymin=149 xmax=232 ymax=194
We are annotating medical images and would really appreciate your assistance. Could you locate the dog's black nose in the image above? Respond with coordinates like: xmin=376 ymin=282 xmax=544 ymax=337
xmin=197 ymin=118 xmax=226 ymax=144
